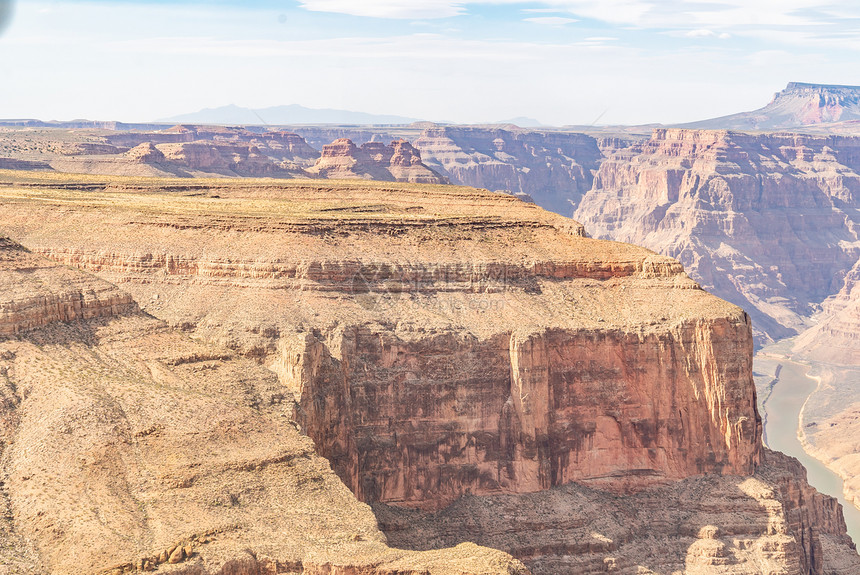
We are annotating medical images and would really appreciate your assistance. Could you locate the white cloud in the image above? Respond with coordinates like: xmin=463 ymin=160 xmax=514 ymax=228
xmin=524 ymin=16 xmax=578 ymax=26
xmin=297 ymin=0 xmax=468 ymax=19
xmin=296 ymin=0 xmax=860 ymax=44
xmin=682 ymin=29 xmax=731 ymax=39
xmin=297 ymin=0 xmax=652 ymax=22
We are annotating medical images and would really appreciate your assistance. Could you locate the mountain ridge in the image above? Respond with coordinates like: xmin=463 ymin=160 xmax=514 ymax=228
xmin=678 ymin=81 xmax=860 ymax=130
xmin=162 ymin=103 xmax=422 ymax=126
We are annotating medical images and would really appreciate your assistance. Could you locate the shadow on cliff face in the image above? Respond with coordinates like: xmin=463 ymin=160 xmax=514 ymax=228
xmin=371 ymin=449 xmax=857 ymax=575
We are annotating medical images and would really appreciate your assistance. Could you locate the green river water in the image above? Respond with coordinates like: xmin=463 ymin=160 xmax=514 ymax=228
xmin=755 ymin=348 xmax=860 ymax=544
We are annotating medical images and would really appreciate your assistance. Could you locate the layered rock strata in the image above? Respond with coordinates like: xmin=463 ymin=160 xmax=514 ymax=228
xmin=682 ymin=82 xmax=860 ymax=131
xmin=574 ymin=128 xmax=860 ymax=346
xmin=0 ymin=234 xmax=527 ymax=575
xmin=1 ymin=173 xmax=856 ymax=573
xmin=376 ymin=449 xmax=859 ymax=574
xmin=308 ymin=138 xmax=447 ymax=183
xmin=0 ymin=236 xmax=136 ymax=336
xmin=414 ymin=126 xmax=604 ymax=215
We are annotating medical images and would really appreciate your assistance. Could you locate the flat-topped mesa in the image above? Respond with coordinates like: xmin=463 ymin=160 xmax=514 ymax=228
xmin=309 ymin=138 xmax=448 ymax=183
xmin=679 ymin=81 xmax=860 ymax=130
xmin=0 ymin=237 xmax=136 ymax=336
xmin=0 ymin=233 xmax=528 ymax=575
xmin=0 ymin=175 xmax=761 ymax=513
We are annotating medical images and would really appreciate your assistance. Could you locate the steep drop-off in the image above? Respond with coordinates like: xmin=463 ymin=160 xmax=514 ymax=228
xmin=0 ymin=234 xmax=528 ymax=575
xmin=574 ymin=128 xmax=860 ymax=346
xmin=414 ymin=126 xmax=604 ymax=215
xmin=0 ymin=171 xmax=857 ymax=573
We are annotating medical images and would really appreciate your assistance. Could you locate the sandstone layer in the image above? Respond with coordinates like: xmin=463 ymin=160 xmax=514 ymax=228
xmin=413 ymin=126 xmax=603 ymax=215
xmin=376 ymin=449 xmax=858 ymax=575
xmin=0 ymin=171 xmax=856 ymax=573
xmin=308 ymin=138 xmax=446 ymax=183
xmin=574 ymin=128 xmax=860 ymax=346
xmin=0 ymin=234 xmax=528 ymax=575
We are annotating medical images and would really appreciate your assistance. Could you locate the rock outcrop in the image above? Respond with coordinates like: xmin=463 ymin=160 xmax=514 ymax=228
xmin=682 ymin=82 xmax=860 ymax=131
xmin=123 ymin=142 xmax=167 ymax=164
xmin=308 ymin=138 xmax=447 ymax=183
xmin=0 ymin=236 xmax=136 ymax=336
xmin=574 ymin=128 xmax=860 ymax=346
xmin=0 ymin=234 xmax=528 ymax=575
xmin=376 ymin=449 xmax=859 ymax=574
xmin=414 ymin=126 xmax=604 ymax=216
xmin=0 ymin=172 xmax=856 ymax=573
xmin=794 ymin=254 xmax=860 ymax=365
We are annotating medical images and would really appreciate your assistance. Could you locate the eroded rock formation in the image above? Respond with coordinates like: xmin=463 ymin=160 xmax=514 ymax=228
xmin=682 ymin=82 xmax=860 ymax=131
xmin=414 ymin=126 xmax=604 ymax=215
xmin=574 ymin=128 xmax=860 ymax=346
xmin=0 ymin=234 xmax=528 ymax=575
xmin=308 ymin=138 xmax=447 ymax=183
xmin=0 ymin=173 xmax=856 ymax=573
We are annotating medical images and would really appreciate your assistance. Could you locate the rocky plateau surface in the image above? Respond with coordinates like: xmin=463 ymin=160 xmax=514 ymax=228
xmin=0 ymin=171 xmax=857 ymax=574
xmin=0 ymin=231 xmax=528 ymax=575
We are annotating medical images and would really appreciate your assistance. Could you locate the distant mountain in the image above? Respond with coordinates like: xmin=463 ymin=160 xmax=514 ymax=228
xmin=162 ymin=104 xmax=421 ymax=126
xmin=679 ymin=82 xmax=860 ymax=130
xmin=495 ymin=117 xmax=546 ymax=128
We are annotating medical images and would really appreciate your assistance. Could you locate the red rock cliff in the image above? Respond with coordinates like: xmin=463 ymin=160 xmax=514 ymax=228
xmin=574 ymin=128 xmax=860 ymax=345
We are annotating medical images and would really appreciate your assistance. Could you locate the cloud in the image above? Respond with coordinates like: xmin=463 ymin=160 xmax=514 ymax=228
xmin=297 ymin=0 xmax=652 ymax=22
xmin=106 ymin=33 xmax=565 ymax=62
xmin=524 ymin=16 xmax=578 ymax=26
xmin=297 ymin=0 xmax=467 ymax=19
xmin=682 ymin=29 xmax=731 ymax=39
xmin=294 ymin=0 xmax=860 ymax=47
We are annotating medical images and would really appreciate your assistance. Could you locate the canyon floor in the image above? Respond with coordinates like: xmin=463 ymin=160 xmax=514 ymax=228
xmin=0 ymin=170 xmax=858 ymax=574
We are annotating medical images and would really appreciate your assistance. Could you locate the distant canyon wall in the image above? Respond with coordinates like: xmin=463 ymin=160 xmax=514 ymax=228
xmin=574 ymin=129 xmax=860 ymax=346
xmin=13 ymin=121 xmax=860 ymax=348
xmin=2 ymin=176 xmax=859 ymax=574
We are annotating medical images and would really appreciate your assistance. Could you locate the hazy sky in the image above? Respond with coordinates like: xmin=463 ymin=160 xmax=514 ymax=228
xmin=1 ymin=0 xmax=859 ymax=125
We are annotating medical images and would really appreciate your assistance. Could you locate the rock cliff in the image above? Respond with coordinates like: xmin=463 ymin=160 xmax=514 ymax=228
xmin=574 ymin=128 xmax=860 ymax=346
xmin=682 ymin=82 xmax=860 ymax=131
xmin=0 ymin=236 xmax=136 ymax=336
xmin=308 ymin=138 xmax=447 ymax=183
xmin=0 ymin=171 xmax=856 ymax=573
xmin=376 ymin=449 xmax=858 ymax=574
xmin=414 ymin=126 xmax=604 ymax=216
xmin=0 ymin=233 xmax=528 ymax=575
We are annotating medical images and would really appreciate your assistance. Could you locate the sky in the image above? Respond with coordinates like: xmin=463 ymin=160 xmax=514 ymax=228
xmin=0 ymin=0 xmax=859 ymax=125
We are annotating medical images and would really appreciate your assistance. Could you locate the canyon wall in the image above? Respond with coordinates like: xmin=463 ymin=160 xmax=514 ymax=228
xmin=0 ymin=174 xmax=856 ymax=573
xmin=308 ymin=138 xmax=447 ymax=183
xmin=413 ymin=126 xmax=605 ymax=215
xmin=277 ymin=316 xmax=758 ymax=510
xmin=574 ymin=129 xmax=860 ymax=345
xmin=0 ymin=234 xmax=528 ymax=575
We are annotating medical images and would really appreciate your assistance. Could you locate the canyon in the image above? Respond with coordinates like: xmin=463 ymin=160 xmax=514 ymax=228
xmin=0 ymin=231 xmax=528 ymax=575
xmin=0 ymin=171 xmax=858 ymax=573
xmin=5 ymin=82 xmax=860 ymax=573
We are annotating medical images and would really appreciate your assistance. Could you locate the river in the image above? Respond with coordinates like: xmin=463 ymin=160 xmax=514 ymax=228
xmin=756 ymin=348 xmax=860 ymax=543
